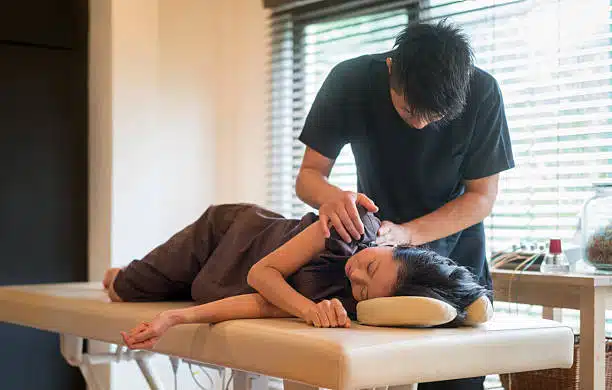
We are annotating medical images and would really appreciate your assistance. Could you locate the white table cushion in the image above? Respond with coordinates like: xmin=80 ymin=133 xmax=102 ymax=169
xmin=0 ymin=283 xmax=574 ymax=390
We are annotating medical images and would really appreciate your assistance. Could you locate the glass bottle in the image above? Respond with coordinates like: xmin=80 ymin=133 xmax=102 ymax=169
xmin=540 ymin=238 xmax=570 ymax=273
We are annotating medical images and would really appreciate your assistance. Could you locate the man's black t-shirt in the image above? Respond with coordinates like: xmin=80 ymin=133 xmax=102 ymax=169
xmin=298 ymin=52 xmax=514 ymax=289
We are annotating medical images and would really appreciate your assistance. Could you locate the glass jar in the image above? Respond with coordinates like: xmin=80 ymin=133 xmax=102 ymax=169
xmin=581 ymin=182 xmax=612 ymax=272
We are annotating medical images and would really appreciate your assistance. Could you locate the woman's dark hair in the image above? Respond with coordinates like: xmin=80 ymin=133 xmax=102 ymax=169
xmin=392 ymin=246 xmax=491 ymax=326
xmin=390 ymin=20 xmax=474 ymax=123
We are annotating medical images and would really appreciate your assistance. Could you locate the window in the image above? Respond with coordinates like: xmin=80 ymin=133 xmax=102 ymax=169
xmin=267 ymin=4 xmax=412 ymax=218
xmin=301 ymin=9 xmax=410 ymax=216
xmin=266 ymin=0 xmax=612 ymax=256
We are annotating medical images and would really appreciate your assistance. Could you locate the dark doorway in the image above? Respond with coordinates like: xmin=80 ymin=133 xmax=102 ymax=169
xmin=0 ymin=1 xmax=88 ymax=389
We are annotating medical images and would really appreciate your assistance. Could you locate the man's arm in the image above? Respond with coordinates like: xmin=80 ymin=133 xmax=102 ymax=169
xmin=385 ymin=78 xmax=512 ymax=246
xmin=377 ymin=174 xmax=499 ymax=246
xmin=296 ymin=147 xmax=341 ymax=209
xmin=296 ymin=147 xmax=378 ymax=242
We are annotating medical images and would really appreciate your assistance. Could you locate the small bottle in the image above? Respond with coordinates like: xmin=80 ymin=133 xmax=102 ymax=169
xmin=540 ymin=238 xmax=570 ymax=273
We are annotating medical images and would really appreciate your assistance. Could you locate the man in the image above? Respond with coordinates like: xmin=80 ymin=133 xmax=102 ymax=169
xmin=295 ymin=21 xmax=514 ymax=390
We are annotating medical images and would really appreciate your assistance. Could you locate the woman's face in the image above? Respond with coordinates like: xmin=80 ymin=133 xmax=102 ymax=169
xmin=345 ymin=246 xmax=399 ymax=301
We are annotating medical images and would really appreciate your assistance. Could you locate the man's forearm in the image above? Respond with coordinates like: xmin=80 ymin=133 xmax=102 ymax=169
xmin=171 ymin=294 xmax=291 ymax=325
xmin=405 ymin=191 xmax=494 ymax=245
xmin=296 ymin=168 xmax=343 ymax=209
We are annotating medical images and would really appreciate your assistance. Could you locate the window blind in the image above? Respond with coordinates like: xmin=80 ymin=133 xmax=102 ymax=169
xmin=266 ymin=0 xmax=612 ymax=254
xmin=267 ymin=2 xmax=413 ymax=218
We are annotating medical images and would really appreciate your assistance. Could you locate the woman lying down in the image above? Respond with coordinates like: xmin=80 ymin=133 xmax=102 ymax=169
xmin=104 ymin=203 xmax=489 ymax=350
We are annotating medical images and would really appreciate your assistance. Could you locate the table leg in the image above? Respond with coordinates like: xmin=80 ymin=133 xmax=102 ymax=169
xmin=580 ymin=289 xmax=606 ymax=390
xmin=542 ymin=307 xmax=563 ymax=321
xmin=233 ymin=370 xmax=269 ymax=390
xmin=135 ymin=357 xmax=165 ymax=390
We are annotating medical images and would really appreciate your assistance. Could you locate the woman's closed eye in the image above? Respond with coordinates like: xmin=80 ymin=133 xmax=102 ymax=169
xmin=367 ymin=260 xmax=376 ymax=276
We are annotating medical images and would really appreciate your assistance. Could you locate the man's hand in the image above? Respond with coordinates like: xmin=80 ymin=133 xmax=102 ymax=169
xmin=302 ymin=298 xmax=351 ymax=328
xmin=319 ymin=191 xmax=378 ymax=242
xmin=121 ymin=310 xmax=184 ymax=350
xmin=376 ymin=221 xmax=412 ymax=246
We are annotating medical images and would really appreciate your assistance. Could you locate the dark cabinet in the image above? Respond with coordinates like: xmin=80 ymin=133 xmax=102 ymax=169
xmin=0 ymin=1 xmax=88 ymax=389
xmin=0 ymin=45 xmax=87 ymax=286
xmin=0 ymin=1 xmax=86 ymax=48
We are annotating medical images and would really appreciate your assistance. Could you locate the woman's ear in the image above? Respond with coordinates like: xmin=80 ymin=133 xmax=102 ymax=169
xmin=463 ymin=295 xmax=493 ymax=326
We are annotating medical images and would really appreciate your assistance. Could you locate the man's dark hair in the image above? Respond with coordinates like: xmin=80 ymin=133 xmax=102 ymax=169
xmin=390 ymin=20 xmax=474 ymax=123
xmin=392 ymin=246 xmax=490 ymax=326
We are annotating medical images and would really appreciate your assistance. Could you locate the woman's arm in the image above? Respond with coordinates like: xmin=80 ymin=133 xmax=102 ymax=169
xmin=177 ymin=293 xmax=291 ymax=324
xmin=122 ymin=293 xmax=290 ymax=349
xmin=246 ymin=221 xmax=327 ymax=320
xmin=122 ymin=291 xmax=350 ymax=350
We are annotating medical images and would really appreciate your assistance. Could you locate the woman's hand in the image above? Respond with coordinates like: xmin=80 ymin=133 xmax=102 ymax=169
xmin=302 ymin=299 xmax=351 ymax=328
xmin=319 ymin=191 xmax=378 ymax=242
xmin=121 ymin=310 xmax=184 ymax=350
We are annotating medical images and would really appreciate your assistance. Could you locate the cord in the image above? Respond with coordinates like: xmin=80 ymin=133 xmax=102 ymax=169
xmin=224 ymin=370 xmax=235 ymax=390
xmin=189 ymin=362 xmax=214 ymax=390
xmin=507 ymin=253 xmax=538 ymax=316
xmin=226 ymin=372 xmax=234 ymax=390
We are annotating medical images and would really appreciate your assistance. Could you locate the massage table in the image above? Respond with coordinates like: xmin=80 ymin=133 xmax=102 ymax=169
xmin=0 ymin=283 xmax=574 ymax=390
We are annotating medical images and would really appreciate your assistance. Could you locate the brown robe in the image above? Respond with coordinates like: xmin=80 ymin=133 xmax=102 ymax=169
xmin=113 ymin=203 xmax=380 ymax=316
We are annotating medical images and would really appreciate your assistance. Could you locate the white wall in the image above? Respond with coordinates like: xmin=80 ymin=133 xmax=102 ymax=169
xmin=214 ymin=1 xmax=269 ymax=205
xmin=88 ymin=0 xmax=268 ymax=388
xmin=109 ymin=0 xmax=219 ymax=270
